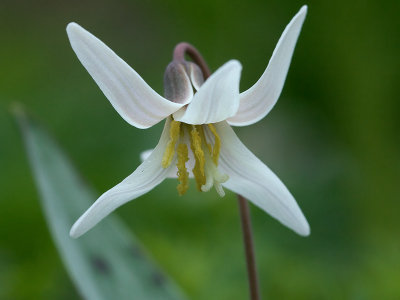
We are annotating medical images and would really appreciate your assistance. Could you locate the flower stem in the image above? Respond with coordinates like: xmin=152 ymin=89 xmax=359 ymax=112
xmin=238 ymin=195 xmax=261 ymax=300
xmin=173 ymin=43 xmax=260 ymax=299
xmin=173 ymin=42 xmax=211 ymax=79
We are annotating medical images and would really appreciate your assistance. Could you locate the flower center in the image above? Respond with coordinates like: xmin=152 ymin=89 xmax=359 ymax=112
xmin=161 ymin=118 xmax=228 ymax=196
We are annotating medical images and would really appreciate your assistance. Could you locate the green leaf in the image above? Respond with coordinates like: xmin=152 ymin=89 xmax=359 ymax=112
xmin=15 ymin=106 xmax=186 ymax=300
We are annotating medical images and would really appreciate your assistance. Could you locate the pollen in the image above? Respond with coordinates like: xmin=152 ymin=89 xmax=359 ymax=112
xmin=162 ymin=120 xmax=181 ymax=168
xmin=176 ymin=143 xmax=189 ymax=195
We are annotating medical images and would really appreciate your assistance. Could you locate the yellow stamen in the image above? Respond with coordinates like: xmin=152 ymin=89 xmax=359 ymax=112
xmin=207 ymin=123 xmax=221 ymax=165
xmin=189 ymin=126 xmax=206 ymax=190
xmin=162 ymin=120 xmax=181 ymax=168
xmin=161 ymin=120 xmax=226 ymax=196
xmin=176 ymin=143 xmax=189 ymax=195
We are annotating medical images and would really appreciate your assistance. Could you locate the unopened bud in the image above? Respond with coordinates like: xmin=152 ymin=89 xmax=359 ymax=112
xmin=164 ymin=62 xmax=193 ymax=104
xmin=187 ymin=62 xmax=204 ymax=91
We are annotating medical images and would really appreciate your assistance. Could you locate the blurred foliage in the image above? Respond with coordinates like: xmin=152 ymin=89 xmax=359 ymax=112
xmin=1 ymin=0 xmax=399 ymax=299
xmin=16 ymin=109 xmax=186 ymax=300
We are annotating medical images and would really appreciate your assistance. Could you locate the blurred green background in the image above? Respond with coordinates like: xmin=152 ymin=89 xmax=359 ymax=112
xmin=1 ymin=0 xmax=399 ymax=299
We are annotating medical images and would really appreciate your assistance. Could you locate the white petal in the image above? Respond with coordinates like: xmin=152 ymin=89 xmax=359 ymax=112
xmin=140 ymin=149 xmax=153 ymax=161
xmin=213 ymin=122 xmax=310 ymax=236
xmin=174 ymin=60 xmax=242 ymax=124
xmin=70 ymin=119 xmax=175 ymax=238
xmin=67 ymin=23 xmax=186 ymax=129
xmin=228 ymin=6 xmax=307 ymax=126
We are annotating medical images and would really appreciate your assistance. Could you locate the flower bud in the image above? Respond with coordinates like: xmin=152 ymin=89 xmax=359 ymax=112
xmin=163 ymin=62 xmax=193 ymax=104
xmin=186 ymin=62 xmax=204 ymax=91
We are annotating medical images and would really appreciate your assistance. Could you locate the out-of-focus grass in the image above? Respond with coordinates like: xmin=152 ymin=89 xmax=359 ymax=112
xmin=1 ymin=0 xmax=399 ymax=299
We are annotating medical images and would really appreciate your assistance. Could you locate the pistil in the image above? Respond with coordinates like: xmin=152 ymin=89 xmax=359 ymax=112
xmin=189 ymin=125 xmax=206 ymax=190
xmin=176 ymin=143 xmax=189 ymax=195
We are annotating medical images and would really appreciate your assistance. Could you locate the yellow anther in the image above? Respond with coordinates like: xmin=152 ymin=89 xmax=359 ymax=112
xmin=162 ymin=120 xmax=181 ymax=168
xmin=176 ymin=143 xmax=189 ymax=195
xmin=207 ymin=123 xmax=221 ymax=165
xmin=189 ymin=126 xmax=206 ymax=190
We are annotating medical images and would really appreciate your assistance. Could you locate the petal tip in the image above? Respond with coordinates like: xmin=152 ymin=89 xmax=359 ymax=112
xmin=226 ymin=59 xmax=243 ymax=72
xmin=69 ymin=222 xmax=83 ymax=239
xmin=296 ymin=5 xmax=308 ymax=22
xmin=66 ymin=22 xmax=86 ymax=42
xmin=66 ymin=22 xmax=80 ymax=34
xmin=300 ymin=5 xmax=308 ymax=14
xmin=296 ymin=220 xmax=311 ymax=237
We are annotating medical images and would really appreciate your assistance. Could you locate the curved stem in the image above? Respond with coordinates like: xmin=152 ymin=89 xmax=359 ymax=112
xmin=172 ymin=42 xmax=260 ymax=299
xmin=173 ymin=42 xmax=211 ymax=79
xmin=238 ymin=195 xmax=261 ymax=300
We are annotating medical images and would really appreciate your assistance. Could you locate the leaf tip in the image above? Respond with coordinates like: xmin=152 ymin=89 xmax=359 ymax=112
xmin=10 ymin=102 xmax=26 ymax=119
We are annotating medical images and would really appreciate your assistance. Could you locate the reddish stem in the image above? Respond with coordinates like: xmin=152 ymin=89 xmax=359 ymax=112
xmin=172 ymin=42 xmax=260 ymax=299
xmin=173 ymin=42 xmax=211 ymax=79
xmin=238 ymin=195 xmax=261 ymax=300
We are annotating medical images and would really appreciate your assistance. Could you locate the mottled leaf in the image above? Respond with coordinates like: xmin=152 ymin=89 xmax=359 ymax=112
xmin=15 ymin=107 xmax=186 ymax=300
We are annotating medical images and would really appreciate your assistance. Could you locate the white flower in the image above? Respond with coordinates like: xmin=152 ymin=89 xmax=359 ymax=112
xmin=67 ymin=6 xmax=310 ymax=238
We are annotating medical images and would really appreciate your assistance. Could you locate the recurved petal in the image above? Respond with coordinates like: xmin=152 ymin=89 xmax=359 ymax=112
xmin=173 ymin=60 xmax=242 ymax=124
xmin=70 ymin=119 xmax=175 ymax=238
xmin=67 ymin=23 xmax=185 ymax=129
xmin=228 ymin=6 xmax=307 ymax=126
xmin=140 ymin=149 xmax=153 ymax=162
xmin=214 ymin=122 xmax=310 ymax=236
